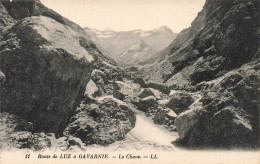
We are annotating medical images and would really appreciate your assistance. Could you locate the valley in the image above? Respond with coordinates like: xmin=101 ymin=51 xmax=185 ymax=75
xmin=0 ymin=0 xmax=259 ymax=155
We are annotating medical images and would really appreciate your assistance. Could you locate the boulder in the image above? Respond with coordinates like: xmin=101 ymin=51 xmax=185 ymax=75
xmin=209 ymin=106 xmax=254 ymax=147
xmin=146 ymin=82 xmax=170 ymax=95
xmin=55 ymin=136 xmax=86 ymax=151
xmin=113 ymin=81 xmax=132 ymax=100
xmin=118 ymin=104 xmax=136 ymax=127
xmin=0 ymin=70 xmax=5 ymax=84
xmin=174 ymin=109 xmax=200 ymax=140
xmin=9 ymin=131 xmax=57 ymax=151
xmin=113 ymin=89 xmax=126 ymax=100
xmin=10 ymin=131 xmax=33 ymax=149
xmin=166 ymin=93 xmax=195 ymax=114
xmin=68 ymin=136 xmax=85 ymax=148
xmin=136 ymin=96 xmax=158 ymax=112
xmin=91 ymin=69 xmax=106 ymax=86
xmin=165 ymin=110 xmax=178 ymax=121
xmin=0 ymin=112 xmax=33 ymax=150
xmin=0 ymin=16 xmax=94 ymax=134
xmin=133 ymin=77 xmax=147 ymax=88
xmin=138 ymin=88 xmax=155 ymax=99
xmin=64 ymin=98 xmax=136 ymax=146
xmin=153 ymin=107 xmax=168 ymax=125
xmin=84 ymin=79 xmax=99 ymax=97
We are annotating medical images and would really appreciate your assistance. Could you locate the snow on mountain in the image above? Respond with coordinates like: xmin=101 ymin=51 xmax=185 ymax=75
xmin=84 ymin=26 xmax=177 ymax=67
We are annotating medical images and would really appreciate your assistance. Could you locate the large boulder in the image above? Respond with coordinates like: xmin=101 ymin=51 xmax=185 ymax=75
xmin=64 ymin=98 xmax=136 ymax=146
xmin=174 ymin=109 xmax=201 ymax=140
xmin=166 ymin=93 xmax=195 ymax=114
xmin=0 ymin=16 xmax=95 ymax=134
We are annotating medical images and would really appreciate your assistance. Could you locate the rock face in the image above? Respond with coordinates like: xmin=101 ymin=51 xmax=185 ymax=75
xmin=175 ymin=62 xmax=260 ymax=148
xmin=166 ymin=93 xmax=194 ymax=114
xmin=130 ymin=0 xmax=260 ymax=148
xmin=0 ymin=16 xmax=94 ymax=134
xmin=64 ymin=98 xmax=136 ymax=146
xmin=140 ymin=0 xmax=259 ymax=87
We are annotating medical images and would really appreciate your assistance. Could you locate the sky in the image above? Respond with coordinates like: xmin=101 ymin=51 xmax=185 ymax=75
xmin=41 ymin=0 xmax=206 ymax=33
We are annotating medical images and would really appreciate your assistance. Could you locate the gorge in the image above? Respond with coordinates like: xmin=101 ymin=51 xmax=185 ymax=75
xmin=0 ymin=0 xmax=259 ymax=153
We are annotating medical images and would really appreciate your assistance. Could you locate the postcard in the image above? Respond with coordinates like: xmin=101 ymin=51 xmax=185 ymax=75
xmin=0 ymin=0 xmax=259 ymax=163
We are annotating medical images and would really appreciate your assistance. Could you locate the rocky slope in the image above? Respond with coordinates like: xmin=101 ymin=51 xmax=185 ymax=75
xmin=140 ymin=0 xmax=259 ymax=86
xmin=136 ymin=0 xmax=259 ymax=148
xmin=85 ymin=26 xmax=177 ymax=67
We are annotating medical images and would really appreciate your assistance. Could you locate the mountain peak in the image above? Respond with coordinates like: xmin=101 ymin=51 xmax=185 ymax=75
xmin=151 ymin=26 xmax=174 ymax=34
xmin=159 ymin=26 xmax=171 ymax=30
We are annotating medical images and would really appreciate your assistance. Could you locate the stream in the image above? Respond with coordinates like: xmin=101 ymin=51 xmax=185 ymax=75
xmin=91 ymin=95 xmax=179 ymax=151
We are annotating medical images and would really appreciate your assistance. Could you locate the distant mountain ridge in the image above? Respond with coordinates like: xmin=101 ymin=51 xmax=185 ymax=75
xmin=84 ymin=26 xmax=177 ymax=67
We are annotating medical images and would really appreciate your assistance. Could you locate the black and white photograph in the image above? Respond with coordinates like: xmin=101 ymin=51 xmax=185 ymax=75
xmin=0 ymin=0 xmax=259 ymax=163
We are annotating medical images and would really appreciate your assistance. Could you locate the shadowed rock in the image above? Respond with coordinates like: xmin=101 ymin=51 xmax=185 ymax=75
xmin=0 ymin=16 xmax=94 ymax=134
xmin=166 ymin=93 xmax=194 ymax=114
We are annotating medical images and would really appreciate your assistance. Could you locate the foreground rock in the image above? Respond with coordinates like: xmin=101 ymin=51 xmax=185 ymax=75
xmin=0 ymin=16 xmax=95 ymax=134
xmin=64 ymin=98 xmax=136 ymax=146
